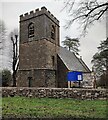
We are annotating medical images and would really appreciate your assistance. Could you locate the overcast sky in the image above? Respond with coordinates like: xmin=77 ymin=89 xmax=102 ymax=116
xmin=0 ymin=0 xmax=106 ymax=70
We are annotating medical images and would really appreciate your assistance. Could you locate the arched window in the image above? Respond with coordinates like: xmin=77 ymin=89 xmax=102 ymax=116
xmin=28 ymin=23 xmax=34 ymax=38
xmin=51 ymin=25 xmax=55 ymax=40
xmin=52 ymin=56 xmax=55 ymax=67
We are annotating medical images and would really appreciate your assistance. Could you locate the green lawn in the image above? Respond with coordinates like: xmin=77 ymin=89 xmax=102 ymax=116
xmin=2 ymin=96 xmax=108 ymax=119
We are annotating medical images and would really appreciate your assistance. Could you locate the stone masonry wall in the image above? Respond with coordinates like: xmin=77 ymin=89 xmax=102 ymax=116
xmin=2 ymin=87 xmax=108 ymax=100
xmin=18 ymin=7 xmax=60 ymax=87
xmin=57 ymin=55 xmax=68 ymax=88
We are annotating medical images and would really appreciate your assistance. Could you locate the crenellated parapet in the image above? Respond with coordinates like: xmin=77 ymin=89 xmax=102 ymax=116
xmin=20 ymin=6 xmax=59 ymax=25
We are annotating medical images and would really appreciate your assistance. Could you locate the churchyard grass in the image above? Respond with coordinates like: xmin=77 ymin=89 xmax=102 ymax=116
xmin=2 ymin=96 xmax=108 ymax=119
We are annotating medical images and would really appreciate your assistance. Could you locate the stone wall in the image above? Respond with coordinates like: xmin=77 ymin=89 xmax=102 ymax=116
xmin=2 ymin=87 xmax=108 ymax=100
xmin=18 ymin=7 xmax=60 ymax=87
xmin=82 ymin=73 xmax=93 ymax=88
xmin=57 ymin=55 xmax=68 ymax=88
xmin=20 ymin=7 xmax=59 ymax=44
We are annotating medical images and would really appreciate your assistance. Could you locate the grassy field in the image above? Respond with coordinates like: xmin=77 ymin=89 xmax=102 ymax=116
xmin=2 ymin=96 xmax=108 ymax=119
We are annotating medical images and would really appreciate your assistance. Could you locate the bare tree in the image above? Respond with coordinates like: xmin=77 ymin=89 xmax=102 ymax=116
xmin=0 ymin=19 xmax=7 ymax=70
xmin=63 ymin=0 xmax=108 ymax=35
xmin=0 ymin=19 xmax=7 ymax=51
xmin=9 ymin=29 xmax=19 ymax=87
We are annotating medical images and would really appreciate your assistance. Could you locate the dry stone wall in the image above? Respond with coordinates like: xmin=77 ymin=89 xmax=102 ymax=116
xmin=2 ymin=87 xmax=108 ymax=100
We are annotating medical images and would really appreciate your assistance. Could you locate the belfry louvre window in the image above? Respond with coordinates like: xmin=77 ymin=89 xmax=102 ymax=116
xmin=51 ymin=25 xmax=55 ymax=40
xmin=52 ymin=56 xmax=55 ymax=67
xmin=28 ymin=23 xmax=34 ymax=38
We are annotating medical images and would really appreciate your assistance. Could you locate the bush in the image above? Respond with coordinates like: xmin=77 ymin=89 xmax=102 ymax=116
xmin=1 ymin=69 xmax=12 ymax=87
xmin=97 ymin=71 xmax=108 ymax=88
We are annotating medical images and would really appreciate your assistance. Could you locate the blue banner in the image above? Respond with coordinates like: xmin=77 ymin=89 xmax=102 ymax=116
xmin=67 ymin=71 xmax=83 ymax=81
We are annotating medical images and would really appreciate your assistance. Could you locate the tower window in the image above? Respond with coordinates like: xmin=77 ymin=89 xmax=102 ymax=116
xmin=51 ymin=25 xmax=55 ymax=40
xmin=28 ymin=77 xmax=32 ymax=87
xmin=28 ymin=23 xmax=34 ymax=38
xmin=52 ymin=56 xmax=55 ymax=67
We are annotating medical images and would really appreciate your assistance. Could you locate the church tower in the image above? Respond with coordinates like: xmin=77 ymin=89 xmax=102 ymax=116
xmin=17 ymin=7 xmax=60 ymax=87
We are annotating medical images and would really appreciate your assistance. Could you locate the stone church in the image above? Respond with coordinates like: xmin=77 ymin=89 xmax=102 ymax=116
xmin=17 ymin=7 xmax=91 ymax=88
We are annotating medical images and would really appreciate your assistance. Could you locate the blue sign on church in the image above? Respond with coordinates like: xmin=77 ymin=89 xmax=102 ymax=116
xmin=67 ymin=71 xmax=83 ymax=81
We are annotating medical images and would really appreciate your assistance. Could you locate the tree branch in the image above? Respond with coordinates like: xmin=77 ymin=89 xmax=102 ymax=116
xmin=64 ymin=1 xmax=108 ymax=36
xmin=86 ymin=2 xmax=108 ymax=17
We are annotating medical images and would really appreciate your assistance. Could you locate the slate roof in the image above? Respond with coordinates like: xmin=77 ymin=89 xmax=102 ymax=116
xmin=57 ymin=47 xmax=91 ymax=73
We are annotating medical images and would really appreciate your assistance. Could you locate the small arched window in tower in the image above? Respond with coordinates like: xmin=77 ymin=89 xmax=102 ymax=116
xmin=51 ymin=25 xmax=55 ymax=40
xmin=52 ymin=56 xmax=55 ymax=67
xmin=28 ymin=23 xmax=34 ymax=38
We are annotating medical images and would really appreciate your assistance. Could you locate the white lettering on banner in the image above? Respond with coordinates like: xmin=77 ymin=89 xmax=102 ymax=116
xmin=78 ymin=75 xmax=82 ymax=80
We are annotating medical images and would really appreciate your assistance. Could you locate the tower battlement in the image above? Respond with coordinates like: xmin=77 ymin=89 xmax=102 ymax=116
xmin=20 ymin=6 xmax=59 ymax=25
